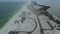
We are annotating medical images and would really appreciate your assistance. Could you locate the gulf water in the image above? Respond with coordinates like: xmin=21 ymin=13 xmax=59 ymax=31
xmin=0 ymin=1 xmax=60 ymax=29
xmin=0 ymin=1 xmax=26 ymax=29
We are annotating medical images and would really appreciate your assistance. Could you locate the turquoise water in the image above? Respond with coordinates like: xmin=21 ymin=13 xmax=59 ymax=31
xmin=0 ymin=2 xmax=26 ymax=29
xmin=0 ymin=1 xmax=60 ymax=29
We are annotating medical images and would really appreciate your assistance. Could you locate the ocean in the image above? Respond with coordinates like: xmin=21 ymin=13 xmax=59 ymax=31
xmin=0 ymin=1 xmax=60 ymax=29
xmin=0 ymin=2 xmax=26 ymax=29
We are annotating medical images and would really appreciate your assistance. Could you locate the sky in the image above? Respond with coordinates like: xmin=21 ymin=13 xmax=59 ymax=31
xmin=0 ymin=0 xmax=60 ymax=2
xmin=0 ymin=0 xmax=60 ymax=5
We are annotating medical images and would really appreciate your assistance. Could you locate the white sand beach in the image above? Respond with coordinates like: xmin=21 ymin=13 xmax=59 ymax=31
xmin=0 ymin=1 xmax=60 ymax=34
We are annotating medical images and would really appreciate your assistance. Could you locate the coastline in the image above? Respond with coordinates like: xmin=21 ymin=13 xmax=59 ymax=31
xmin=0 ymin=2 xmax=26 ymax=29
xmin=0 ymin=2 xmax=60 ymax=34
xmin=0 ymin=2 xmax=32 ymax=34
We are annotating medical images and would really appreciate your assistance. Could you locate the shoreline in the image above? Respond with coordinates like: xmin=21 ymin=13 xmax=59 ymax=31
xmin=0 ymin=1 xmax=29 ymax=30
xmin=0 ymin=3 xmax=26 ymax=29
xmin=0 ymin=2 xmax=60 ymax=34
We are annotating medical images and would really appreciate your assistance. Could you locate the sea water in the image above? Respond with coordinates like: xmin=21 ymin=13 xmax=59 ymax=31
xmin=0 ymin=1 xmax=60 ymax=29
xmin=0 ymin=2 xmax=26 ymax=29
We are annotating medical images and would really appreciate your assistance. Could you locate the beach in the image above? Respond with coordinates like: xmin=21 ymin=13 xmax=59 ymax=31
xmin=0 ymin=2 xmax=60 ymax=34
